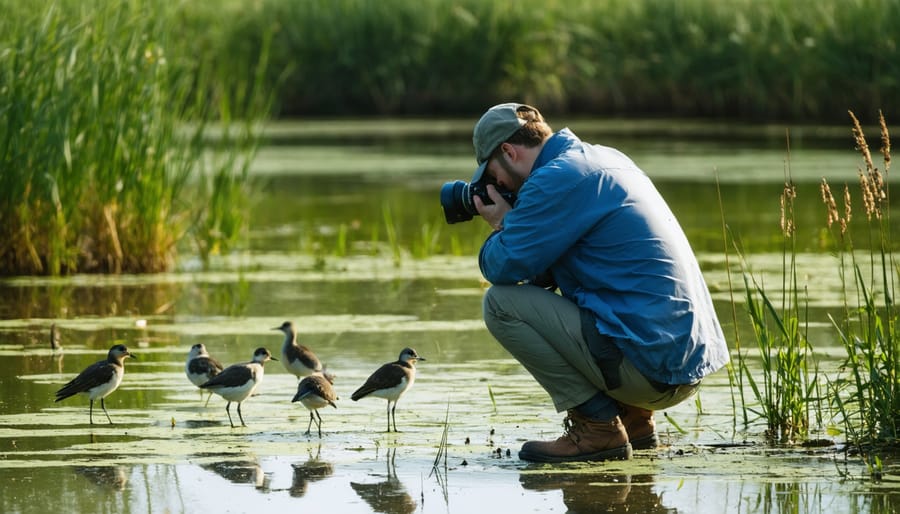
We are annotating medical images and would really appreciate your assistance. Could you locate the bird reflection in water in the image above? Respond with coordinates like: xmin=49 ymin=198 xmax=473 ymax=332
xmin=200 ymin=456 xmax=270 ymax=491
xmin=48 ymin=323 xmax=64 ymax=374
xmin=289 ymin=446 xmax=334 ymax=498
xmin=519 ymin=471 xmax=676 ymax=513
xmin=74 ymin=466 xmax=129 ymax=491
xmin=350 ymin=447 xmax=417 ymax=514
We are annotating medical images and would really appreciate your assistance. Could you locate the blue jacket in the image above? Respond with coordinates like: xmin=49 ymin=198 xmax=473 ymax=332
xmin=478 ymin=129 xmax=729 ymax=385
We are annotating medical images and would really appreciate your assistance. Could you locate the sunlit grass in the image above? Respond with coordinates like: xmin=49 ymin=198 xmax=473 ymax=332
xmin=821 ymin=112 xmax=899 ymax=457
xmin=724 ymin=112 xmax=898 ymax=464
xmin=719 ymin=133 xmax=822 ymax=443
xmin=0 ymin=0 xmax=272 ymax=275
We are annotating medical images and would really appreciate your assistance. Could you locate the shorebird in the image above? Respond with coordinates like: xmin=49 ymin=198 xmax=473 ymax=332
xmin=274 ymin=321 xmax=322 ymax=379
xmin=351 ymin=347 xmax=425 ymax=432
xmin=54 ymin=344 xmax=134 ymax=424
xmin=185 ymin=343 xmax=224 ymax=406
xmin=200 ymin=347 xmax=276 ymax=427
xmin=292 ymin=369 xmax=338 ymax=437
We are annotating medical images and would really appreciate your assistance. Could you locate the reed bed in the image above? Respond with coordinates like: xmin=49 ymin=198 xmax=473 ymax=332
xmin=211 ymin=0 xmax=897 ymax=121
xmin=0 ymin=0 xmax=272 ymax=275
xmin=17 ymin=0 xmax=886 ymax=122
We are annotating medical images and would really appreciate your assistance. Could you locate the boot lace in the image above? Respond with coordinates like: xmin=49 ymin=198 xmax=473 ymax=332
xmin=561 ymin=415 xmax=582 ymax=444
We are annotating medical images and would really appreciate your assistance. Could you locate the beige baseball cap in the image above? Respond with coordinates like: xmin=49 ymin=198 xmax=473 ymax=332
xmin=471 ymin=102 xmax=528 ymax=182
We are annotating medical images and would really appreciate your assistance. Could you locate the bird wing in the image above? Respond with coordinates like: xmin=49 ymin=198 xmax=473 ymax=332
xmin=189 ymin=356 xmax=224 ymax=376
xmin=351 ymin=362 xmax=408 ymax=400
xmin=55 ymin=360 xmax=115 ymax=401
xmin=301 ymin=346 xmax=323 ymax=370
xmin=296 ymin=375 xmax=337 ymax=405
xmin=199 ymin=362 xmax=252 ymax=389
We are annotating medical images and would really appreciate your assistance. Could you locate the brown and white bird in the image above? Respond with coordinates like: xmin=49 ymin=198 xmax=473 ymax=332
xmin=274 ymin=321 xmax=323 ymax=379
xmin=185 ymin=343 xmax=224 ymax=406
xmin=200 ymin=347 xmax=276 ymax=428
xmin=351 ymin=347 xmax=425 ymax=432
xmin=292 ymin=369 xmax=338 ymax=437
xmin=54 ymin=344 xmax=134 ymax=424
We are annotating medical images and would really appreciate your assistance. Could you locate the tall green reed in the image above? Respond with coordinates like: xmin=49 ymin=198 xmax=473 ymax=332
xmin=0 ymin=0 xmax=271 ymax=275
xmin=823 ymin=111 xmax=898 ymax=450
xmin=717 ymin=173 xmax=748 ymax=429
xmin=733 ymin=176 xmax=816 ymax=443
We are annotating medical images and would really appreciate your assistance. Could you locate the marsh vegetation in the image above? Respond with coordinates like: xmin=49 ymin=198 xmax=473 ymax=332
xmin=2 ymin=1 xmax=899 ymax=511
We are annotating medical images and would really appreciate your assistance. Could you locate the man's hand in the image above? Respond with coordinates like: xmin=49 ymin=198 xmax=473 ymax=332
xmin=473 ymin=184 xmax=512 ymax=231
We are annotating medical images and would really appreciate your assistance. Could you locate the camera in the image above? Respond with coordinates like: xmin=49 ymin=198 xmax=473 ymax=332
xmin=440 ymin=180 xmax=517 ymax=224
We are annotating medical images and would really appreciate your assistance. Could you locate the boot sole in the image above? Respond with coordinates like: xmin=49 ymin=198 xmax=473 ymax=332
xmin=630 ymin=433 xmax=659 ymax=451
xmin=519 ymin=443 xmax=633 ymax=463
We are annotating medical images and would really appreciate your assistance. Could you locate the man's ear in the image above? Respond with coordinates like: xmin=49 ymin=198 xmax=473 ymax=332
xmin=500 ymin=142 xmax=517 ymax=162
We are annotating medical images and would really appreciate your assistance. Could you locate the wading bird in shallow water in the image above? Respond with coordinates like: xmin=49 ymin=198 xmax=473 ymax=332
xmin=185 ymin=343 xmax=224 ymax=406
xmin=292 ymin=369 xmax=338 ymax=437
xmin=274 ymin=321 xmax=323 ymax=379
xmin=200 ymin=347 xmax=276 ymax=428
xmin=351 ymin=348 xmax=425 ymax=432
xmin=54 ymin=344 xmax=134 ymax=424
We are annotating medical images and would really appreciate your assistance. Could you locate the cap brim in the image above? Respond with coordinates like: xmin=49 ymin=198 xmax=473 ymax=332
xmin=471 ymin=161 xmax=488 ymax=183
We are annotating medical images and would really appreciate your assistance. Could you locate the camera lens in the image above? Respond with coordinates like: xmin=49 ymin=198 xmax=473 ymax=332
xmin=440 ymin=180 xmax=475 ymax=224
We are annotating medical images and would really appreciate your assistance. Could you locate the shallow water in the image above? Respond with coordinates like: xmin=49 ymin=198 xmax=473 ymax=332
xmin=1 ymin=120 xmax=899 ymax=513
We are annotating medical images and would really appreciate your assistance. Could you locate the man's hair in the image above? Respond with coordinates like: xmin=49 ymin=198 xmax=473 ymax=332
xmin=492 ymin=105 xmax=552 ymax=158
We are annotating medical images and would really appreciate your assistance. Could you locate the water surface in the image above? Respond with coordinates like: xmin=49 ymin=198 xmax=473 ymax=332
xmin=1 ymin=119 xmax=898 ymax=513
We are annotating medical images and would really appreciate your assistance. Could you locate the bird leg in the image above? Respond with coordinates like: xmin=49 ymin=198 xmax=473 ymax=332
xmin=225 ymin=401 xmax=235 ymax=428
xmin=305 ymin=412 xmax=314 ymax=436
xmin=204 ymin=391 xmax=213 ymax=408
xmin=101 ymin=398 xmax=114 ymax=424
xmin=237 ymin=403 xmax=247 ymax=427
xmin=89 ymin=399 xmax=95 ymax=425
xmin=315 ymin=410 xmax=323 ymax=438
xmin=391 ymin=401 xmax=399 ymax=433
xmin=385 ymin=401 xmax=392 ymax=432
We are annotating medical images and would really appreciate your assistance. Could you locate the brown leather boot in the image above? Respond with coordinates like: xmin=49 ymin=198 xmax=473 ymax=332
xmin=618 ymin=403 xmax=658 ymax=450
xmin=519 ymin=410 xmax=632 ymax=463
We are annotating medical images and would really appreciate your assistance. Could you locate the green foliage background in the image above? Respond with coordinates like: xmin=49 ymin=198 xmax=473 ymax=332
xmin=248 ymin=0 xmax=899 ymax=121
xmin=2 ymin=0 xmax=898 ymax=275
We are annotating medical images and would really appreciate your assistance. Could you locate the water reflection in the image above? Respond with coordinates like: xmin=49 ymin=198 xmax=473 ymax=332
xmin=740 ymin=480 xmax=900 ymax=514
xmin=2 ymin=130 xmax=897 ymax=513
xmin=50 ymin=323 xmax=62 ymax=351
xmin=74 ymin=465 xmax=130 ymax=491
xmin=350 ymin=448 xmax=416 ymax=514
xmin=289 ymin=446 xmax=334 ymax=498
xmin=198 ymin=455 xmax=270 ymax=491
xmin=0 ymin=279 xmax=181 ymax=320
xmin=519 ymin=471 xmax=675 ymax=513
xmin=182 ymin=419 xmax=223 ymax=429
xmin=50 ymin=349 xmax=65 ymax=375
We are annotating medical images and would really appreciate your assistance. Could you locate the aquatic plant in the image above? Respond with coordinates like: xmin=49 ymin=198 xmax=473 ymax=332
xmin=733 ymin=177 xmax=816 ymax=443
xmin=823 ymin=111 xmax=899 ymax=452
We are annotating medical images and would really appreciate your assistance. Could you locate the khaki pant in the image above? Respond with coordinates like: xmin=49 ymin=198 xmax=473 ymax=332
xmin=482 ymin=284 xmax=699 ymax=412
